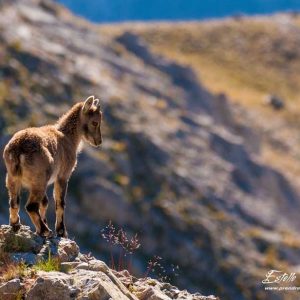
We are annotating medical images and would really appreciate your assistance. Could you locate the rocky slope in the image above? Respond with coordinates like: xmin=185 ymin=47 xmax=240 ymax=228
xmin=0 ymin=225 xmax=217 ymax=300
xmin=102 ymin=15 xmax=300 ymax=188
xmin=0 ymin=1 xmax=300 ymax=300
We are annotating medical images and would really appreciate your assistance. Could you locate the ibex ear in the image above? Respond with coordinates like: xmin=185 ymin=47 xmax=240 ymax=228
xmin=93 ymin=98 xmax=101 ymax=109
xmin=82 ymin=95 xmax=94 ymax=114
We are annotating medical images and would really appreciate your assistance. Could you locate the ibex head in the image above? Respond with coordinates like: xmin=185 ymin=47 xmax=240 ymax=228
xmin=81 ymin=95 xmax=102 ymax=147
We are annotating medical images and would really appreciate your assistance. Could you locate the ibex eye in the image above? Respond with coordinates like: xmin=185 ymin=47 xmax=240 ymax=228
xmin=92 ymin=121 xmax=98 ymax=127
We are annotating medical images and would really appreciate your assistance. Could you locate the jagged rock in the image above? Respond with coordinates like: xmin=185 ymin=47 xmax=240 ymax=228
xmin=122 ymin=278 xmax=219 ymax=300
xmin=0 ymin=225 xmax=79 ymax=263
xmin=57 ymin=239 xmax=80 ymax=262
xmin=60 ymin=261 xmax=81 ymax=273
xmin=0 ymin=226 xmax=216 ymax=300
xmin=71 ymin=269 xmax=138 ymax=300
xmin=28 ymin=270 xmax=134 ymax=300
xmin=86 ymin=260 xmax=109 ymax=272
xmin=75 ymin=260 xmax=109 ymax=273
xmin=0 ymin=225 xmax=43 ymax=254
xmin=75 ymin=253 xmax=95 ymax=263
xmin=0 ymin=278 xmax=24 ymax=300
xmin=75 ymin=262 xmax=89 ymax=270
xmin=26 ymin=272 xmax=74 ymax=300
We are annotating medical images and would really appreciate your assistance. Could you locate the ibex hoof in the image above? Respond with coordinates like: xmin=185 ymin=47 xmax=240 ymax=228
xmin=39 ymin=229 xmax=53 ymax=239
xmin=10 ymin=223 xmax=21 ymax=232
xmin=56 ymin=229 xmax=68 ymax=238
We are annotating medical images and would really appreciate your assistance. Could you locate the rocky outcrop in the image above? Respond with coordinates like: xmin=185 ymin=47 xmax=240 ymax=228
xmin=0 ymin=225 xmax=218 ymax=300
xmin=0 ymin=225 xmax=79 ymax=264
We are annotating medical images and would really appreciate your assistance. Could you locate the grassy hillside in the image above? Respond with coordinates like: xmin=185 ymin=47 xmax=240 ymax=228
xmin=101 ymin=15 xmax=300 ymax=107
xmin=100 ymin=14 xmax=300 ymax=186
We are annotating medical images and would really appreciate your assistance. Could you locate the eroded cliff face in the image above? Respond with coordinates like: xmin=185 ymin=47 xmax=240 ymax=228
xmin=0 ymin=1 xmax=299 ymax=300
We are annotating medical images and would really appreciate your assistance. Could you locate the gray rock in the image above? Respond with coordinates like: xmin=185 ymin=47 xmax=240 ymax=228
xmin=86 ymin=260 xmax=109 ymax=272
xmin=0 ymin=225 xmax=81 ymax=266
xmin=75 ymin=260 xmax=109 ymax=272
xmin=130 ymin=279 xmax=218 ymax=300
xmin=60 ymin=261 xmax=81 ymax=273
xmin=58 ymin=239 xmax=79 ymax=262
xmin=0 ymin=278 xmax=24 ymax=300
xmin=26 ymin=272 xmax=73 ymax=300
xmin=71 ymin=269 xmax=136 ymax=300
xmin=75 ymin=262 xmax=89 ymax=270
xmin=0 ymin=225 xmax=43 ymax=253
xmin=76 ymin=253 xmax=96 ymax=262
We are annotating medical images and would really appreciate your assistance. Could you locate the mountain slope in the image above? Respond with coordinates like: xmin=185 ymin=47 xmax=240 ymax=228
xmin=100 ymin=14 xmax=300 ymax=189
xmin=0 ymin=1 xmax=300 ymax=300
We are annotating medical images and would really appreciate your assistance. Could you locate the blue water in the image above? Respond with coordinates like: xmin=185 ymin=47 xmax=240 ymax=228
xmin=57 ymin=0 xmax=300 ymax=23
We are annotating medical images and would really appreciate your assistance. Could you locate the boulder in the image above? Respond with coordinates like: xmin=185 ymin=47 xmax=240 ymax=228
xmin=75 ymin=260 xmax=109 ymax=273
xmin=71 ymin=269 xmax=136 ymax=300
xmin=0 ymin=279 xmax=24 ymax=300
xmin=126 ymin=278 xmax=219 ymax=300
xmin=0 ymin=225 xmax=79 ymax=263
xmin=57 ymin=239 xmax=80 ymax=262
xmin=60 ymin=261 xmax=81 ymax=273
xmin=26 ymin=272 xmax=74 ymax=300
xmin=0 ymin=225 xmax=43 ymax=253
xmin=264 ymin=94 xmax=285 ymax=110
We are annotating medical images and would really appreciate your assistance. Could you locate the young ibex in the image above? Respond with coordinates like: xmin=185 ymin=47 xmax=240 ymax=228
xmin=3 ymin=96 xmax=102 ymax=238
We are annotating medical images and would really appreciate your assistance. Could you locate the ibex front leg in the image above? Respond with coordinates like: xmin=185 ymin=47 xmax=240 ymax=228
xmin=54 ymin=178 xmax=68 ymax=238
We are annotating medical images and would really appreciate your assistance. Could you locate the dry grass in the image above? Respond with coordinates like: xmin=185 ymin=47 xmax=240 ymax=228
xmin=1 ymin=261 xmax=28 ymax=282
xmin=261 ymin=143 xmax=300 ymax=187
xmin=101 ymin=16 xmax=300 ymax=111
xmin=0 ymin=252 xmax=33 ymax=282
xmin=0 ymin=250 xmax=59 ymax=283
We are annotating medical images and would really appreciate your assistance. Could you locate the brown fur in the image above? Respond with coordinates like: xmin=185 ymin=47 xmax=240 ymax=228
xmin=3 ymin=96 xmax=102 ymax=237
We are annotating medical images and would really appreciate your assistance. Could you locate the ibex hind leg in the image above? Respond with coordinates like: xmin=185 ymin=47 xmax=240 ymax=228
xmin=39 ymin=194 xmax=49 ymax=225
xmin=25 ymin=188 xmax=53 ymax=238
xmin=6 ymin=174 xmax=21 ymax=231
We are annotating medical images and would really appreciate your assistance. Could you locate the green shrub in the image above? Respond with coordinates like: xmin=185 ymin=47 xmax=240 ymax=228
xmin=34 ymin=252 xmax=60 ymax=272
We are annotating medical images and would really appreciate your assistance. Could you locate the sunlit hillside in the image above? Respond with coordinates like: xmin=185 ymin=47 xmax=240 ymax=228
xmin=100 ymin=14 xmax=300 ymax=187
